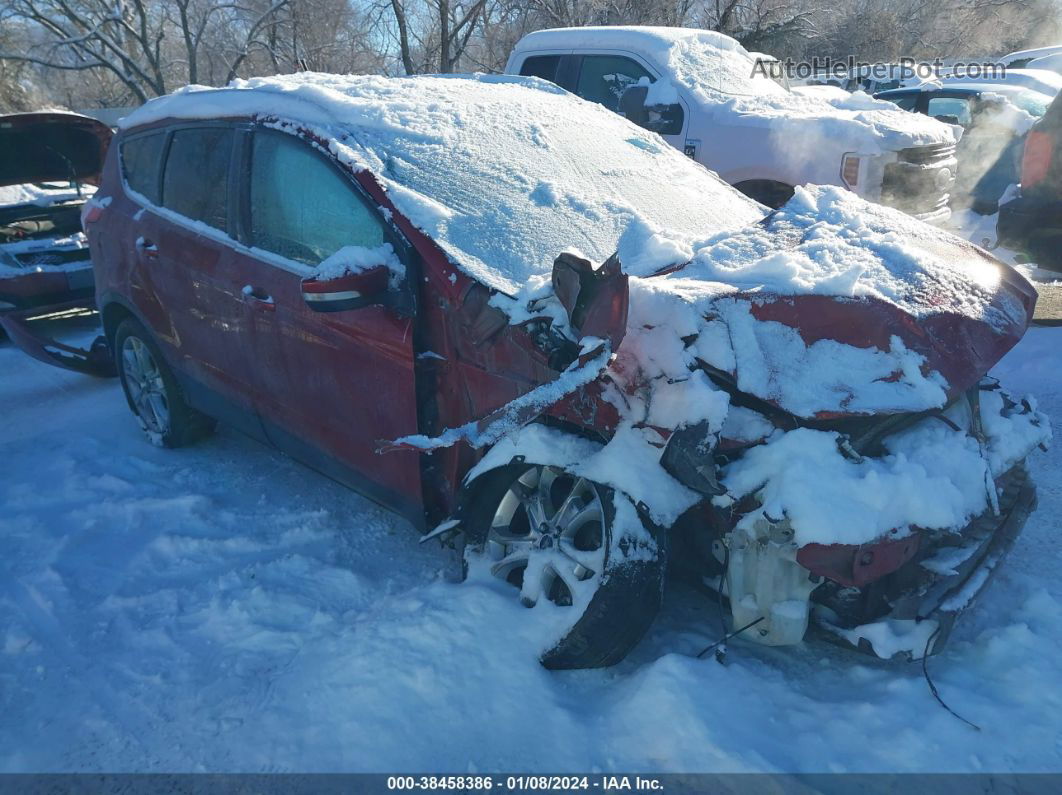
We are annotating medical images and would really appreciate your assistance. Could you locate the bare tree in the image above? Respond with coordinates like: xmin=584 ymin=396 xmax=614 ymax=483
xmin=382 ymin=0 xmax=489 ymax=73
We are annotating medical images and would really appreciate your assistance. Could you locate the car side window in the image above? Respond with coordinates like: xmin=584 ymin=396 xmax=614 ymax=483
xmin=519 ymin=55 xmax=561 ymax=83
xmin=162 ymin=127 xmax=233 ymax=231
xmin=120 ymin=132 xmax=166 ymax=204
xmin=248 ymin=129 xmax=387 ymax=267
xmin=576 ymin=55 xmax=654 ymax=113
xmin=887 ymin=94 xmax=919 ymax=112
xmin=927 ymin=97 xmax=972 ymax=127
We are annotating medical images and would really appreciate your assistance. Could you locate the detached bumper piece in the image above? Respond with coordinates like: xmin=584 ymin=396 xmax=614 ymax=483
xmin=811 ymin=465 xmax=1036 ymax=660
xmin=0 ymin=298 xmax=114 ymax=377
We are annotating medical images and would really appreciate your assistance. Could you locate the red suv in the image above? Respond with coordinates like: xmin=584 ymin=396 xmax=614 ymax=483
xmin=78 ymin=74 xmax=1046 ymax=668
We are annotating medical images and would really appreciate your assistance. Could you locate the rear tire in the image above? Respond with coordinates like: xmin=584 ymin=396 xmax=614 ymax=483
xmin=114 ymin=317 xmax=215 ymax=448
xmin=462 ymin=463 xmax=668 ymax=669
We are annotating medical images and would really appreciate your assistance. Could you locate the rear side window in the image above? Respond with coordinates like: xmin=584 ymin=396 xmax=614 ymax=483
xmin=520 ymin=55 xmax=561 ymax=83
xmin=248 ymin=129 xmax=386 ymax=267
xmin=162 ymin=127 xmax=233 ymax=231
xmin=121 ymin=132 xmax=166 ymax=203
xmin=927 ymin=97 xmax=972 ymax=127
xmin=576 ymin=55 xmax=653 ymax=112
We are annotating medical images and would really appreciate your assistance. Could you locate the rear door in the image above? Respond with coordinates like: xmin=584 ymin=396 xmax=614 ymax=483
xmin=229 ymin=126 xmax=424 ymax=523
xmin=135 ymin=124 xmax=260 ymax=430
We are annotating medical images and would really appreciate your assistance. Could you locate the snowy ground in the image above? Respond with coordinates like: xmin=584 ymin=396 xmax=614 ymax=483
xmin=1 ymin=315 xmax=1061 ymax=773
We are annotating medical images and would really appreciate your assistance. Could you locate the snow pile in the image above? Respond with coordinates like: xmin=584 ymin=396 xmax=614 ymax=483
xmin=120 ymin=72 xmax=762 ymax=295
xmin=2 ymin=325 xmax=1062 ymax=773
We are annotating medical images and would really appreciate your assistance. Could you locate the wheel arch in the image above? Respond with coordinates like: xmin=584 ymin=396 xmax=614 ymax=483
xmin=99 ymin=294 xmax=142 ymax=349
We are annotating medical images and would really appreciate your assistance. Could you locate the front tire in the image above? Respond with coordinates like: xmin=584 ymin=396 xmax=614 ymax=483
xmin=462 ymin=463 xmax=668 ymax=669
xmin=115 ymin=317 xmax=215 ymax=448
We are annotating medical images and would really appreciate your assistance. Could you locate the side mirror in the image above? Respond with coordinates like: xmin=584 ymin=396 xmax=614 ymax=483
xmin=619 ymin=84 xmax=650 ymax=126
xmin=934 ymin=114 xmax=962 ymax=126
xmin=619 ymin=84 xmax=683 ymax=135
xmin=301 ymin=265 xmax=390 ymax=312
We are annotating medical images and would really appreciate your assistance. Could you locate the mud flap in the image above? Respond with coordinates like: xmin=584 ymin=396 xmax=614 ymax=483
xmin=0 ymin=299 xmax=115 ymax=377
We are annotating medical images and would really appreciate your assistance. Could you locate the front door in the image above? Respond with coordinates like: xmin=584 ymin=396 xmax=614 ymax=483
xmin=231 ymin=127 xmax=424 ymax=524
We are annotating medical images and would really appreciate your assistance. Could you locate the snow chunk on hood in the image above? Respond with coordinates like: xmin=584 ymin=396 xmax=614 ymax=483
xmin=121 ymin=72 xmax=762 ymax=295
xmin=655 ymin=185 xmax=1025 ymax=328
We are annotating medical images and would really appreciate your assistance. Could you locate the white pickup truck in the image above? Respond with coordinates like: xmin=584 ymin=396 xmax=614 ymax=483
xmin=506 ymin=26 xmax=959 ymax=220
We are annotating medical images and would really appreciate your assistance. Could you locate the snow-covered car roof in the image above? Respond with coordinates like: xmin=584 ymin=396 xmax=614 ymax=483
xmin=512 ymin=26 xmax=955 ymax=151
xmin=877 ymin=83 xmax=1053 ymax=117
xmin=944 ymin=69 xmax=1062 ymax=97
xmin=1000 ymin=44 xmax=1062 ymax=65
xmin=120 ymin=73 xmax=764 ymax=295
xmin=1027 ymin=52 xmax=1062 ymax=75
xmin=513 ymin=26 xmax=776 ymax=97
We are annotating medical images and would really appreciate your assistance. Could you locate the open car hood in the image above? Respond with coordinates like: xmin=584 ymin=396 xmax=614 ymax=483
xmin=0 ymin=112 xmax=113 ymax=190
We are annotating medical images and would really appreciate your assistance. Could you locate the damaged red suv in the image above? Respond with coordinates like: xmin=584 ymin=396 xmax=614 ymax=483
xmin=75 ymin=74 xmax=1048 ymax=668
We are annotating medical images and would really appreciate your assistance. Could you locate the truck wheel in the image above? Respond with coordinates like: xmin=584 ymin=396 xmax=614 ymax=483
xmin=462 ymin=463 xmax=667 ymax=669
xmin=114 ymin=317 xmax=215 ymax=448
xmin=735 ymin=180 xmax=795 ymax=209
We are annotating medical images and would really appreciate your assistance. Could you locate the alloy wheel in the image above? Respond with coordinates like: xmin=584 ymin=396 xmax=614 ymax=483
xmin=121 ymin=335 xmax=170 ymax=435
xmin=485 ymin=466 xmax=607 ymax=609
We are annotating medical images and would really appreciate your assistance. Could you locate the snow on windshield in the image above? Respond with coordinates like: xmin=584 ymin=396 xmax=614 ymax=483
xmin=121 ymin=73 xmax=763 ymax=295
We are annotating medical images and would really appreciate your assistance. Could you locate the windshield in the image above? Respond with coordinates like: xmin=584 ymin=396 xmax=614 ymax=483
xmin=336 ymin=75 xmax=764 ymax=293
xmin=1013 ymin=92 xmax=1051 ymax=117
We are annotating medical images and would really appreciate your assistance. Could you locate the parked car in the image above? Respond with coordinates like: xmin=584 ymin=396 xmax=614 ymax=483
xmin=0 ymin=112 xmax=112 ymax=314
xmin=1025 ymin=52 xmax=1062 ymax=76
xmin=999 ymin=44 xmax=1062 ymax=69
xmin=505 ymin=27 xmax=958 ymax=220
xmin=944 ymin=68 xmax=1062 ymax=97
xmin=875 ymin=83 xmax=1051 ymax=212
xmin=38 ymin=73 xmax=1046 ymax=668
xmin=998 ymin=90 xmax=1062 ymax=270
xmin=843 ymin=63 xmax=927 ymax=94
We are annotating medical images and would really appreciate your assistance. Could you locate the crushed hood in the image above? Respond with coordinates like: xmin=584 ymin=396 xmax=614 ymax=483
xmin=622 ymin=185 xmax=1035 ymax=419
xmin=0 ymin=112 xmax=113 ymax=192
